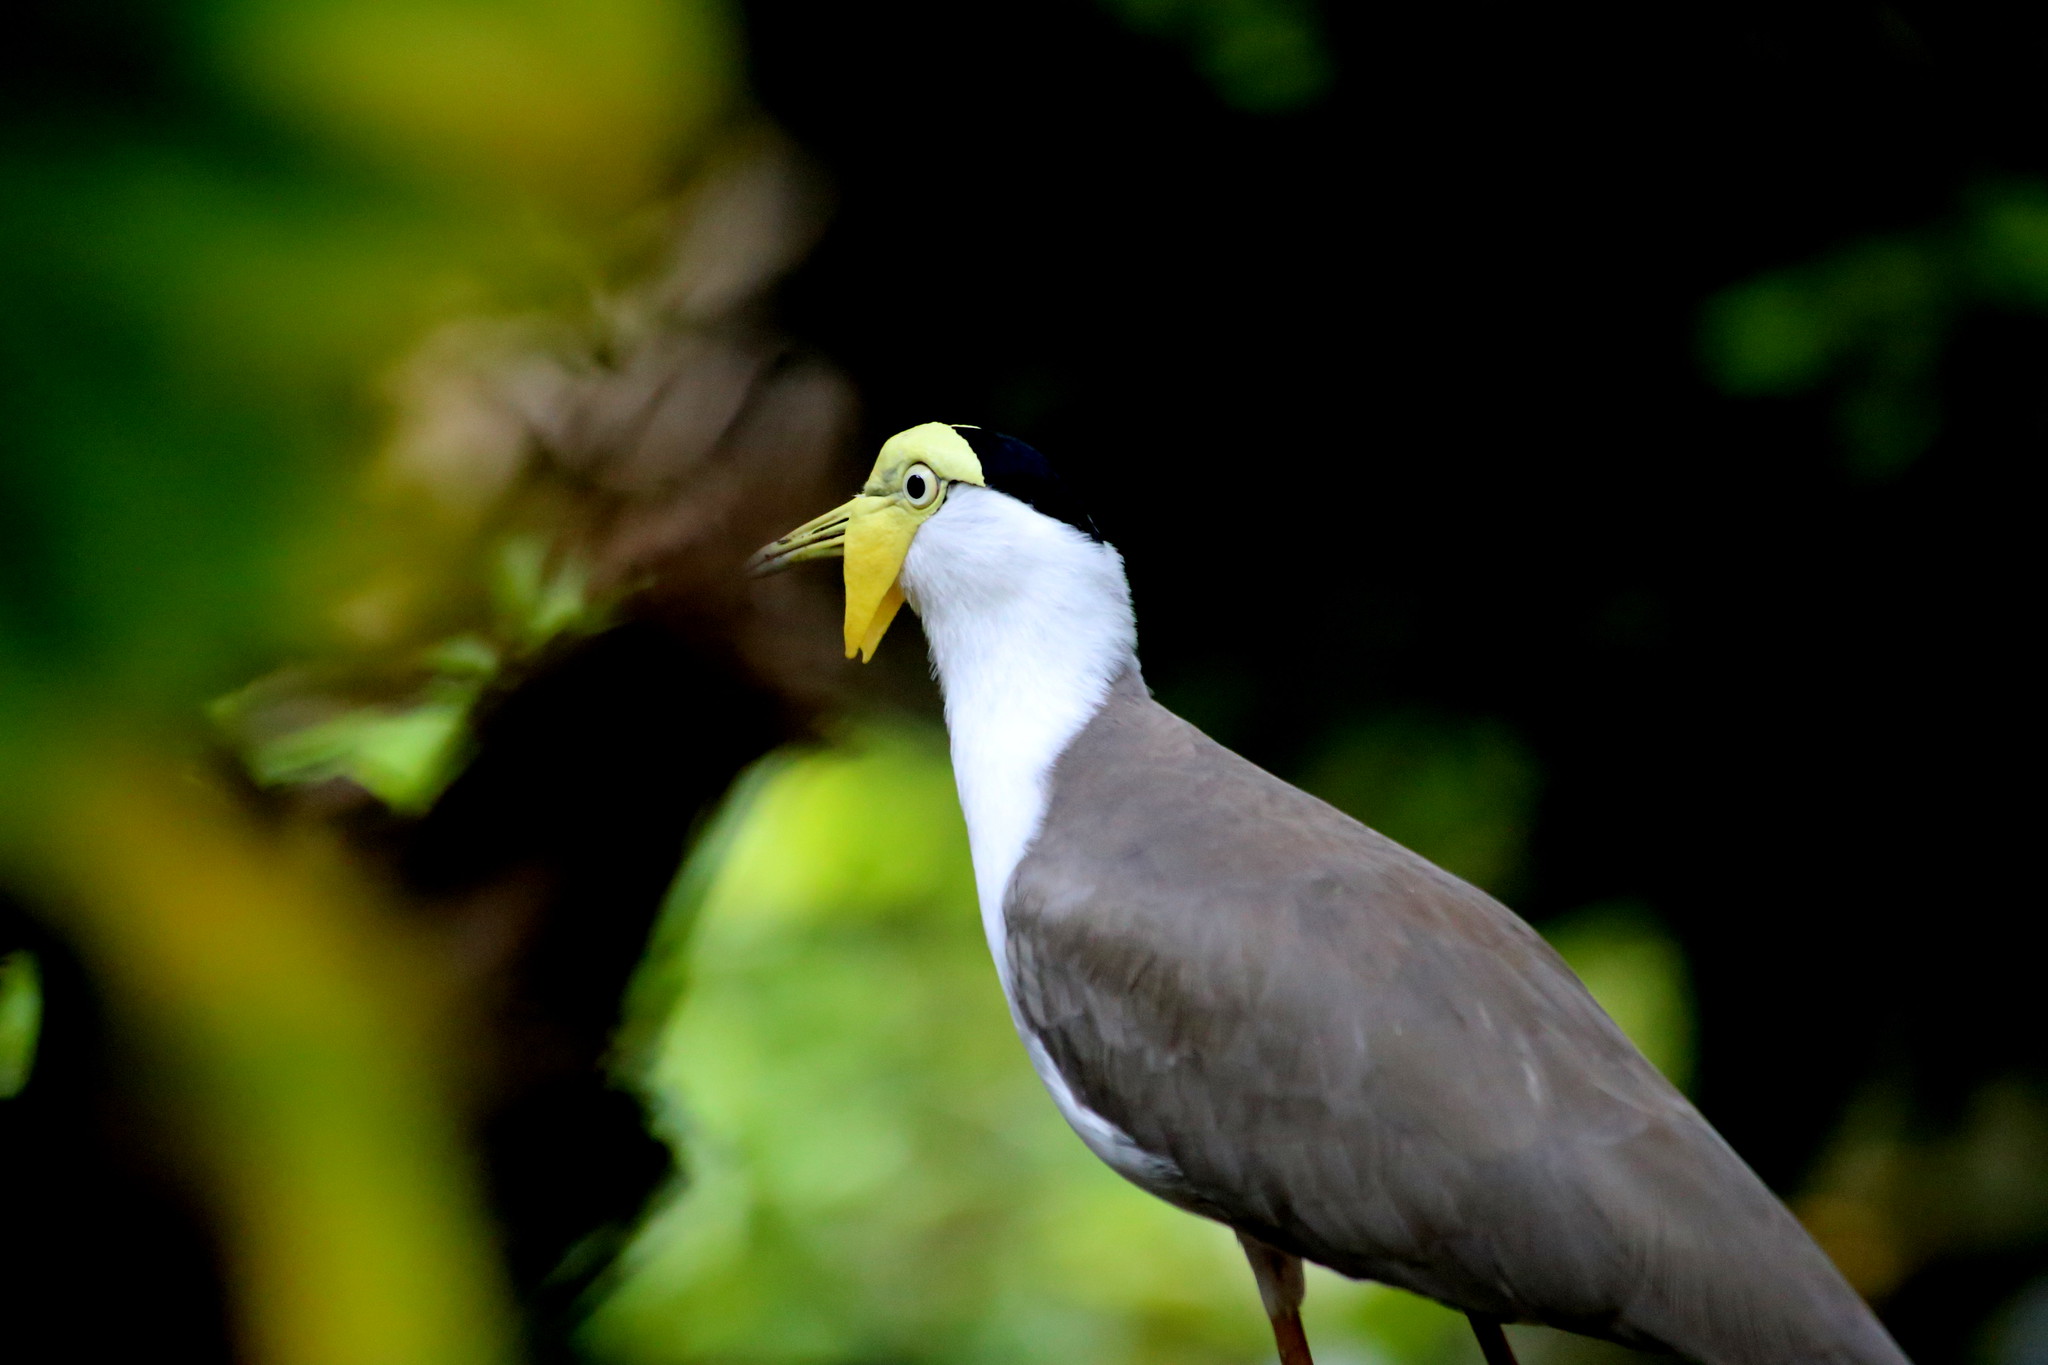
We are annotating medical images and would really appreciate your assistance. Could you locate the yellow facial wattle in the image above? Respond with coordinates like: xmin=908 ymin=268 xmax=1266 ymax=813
xmin=746 ymin=422 xmax=988 ymax=660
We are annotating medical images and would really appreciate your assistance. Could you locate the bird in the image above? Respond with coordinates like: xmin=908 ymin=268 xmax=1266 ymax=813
xmin=748 ymin=422 xmax=1911 ymax=1365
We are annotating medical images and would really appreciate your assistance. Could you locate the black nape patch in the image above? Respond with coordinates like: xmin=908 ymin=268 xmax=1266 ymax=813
xmin=953 ymin=427 xmax=1104 ymax=543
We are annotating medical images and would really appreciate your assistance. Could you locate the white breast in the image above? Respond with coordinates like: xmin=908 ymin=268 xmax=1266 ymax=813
xmin=899 ymin=485 xmax=1136 ymax=992
xmin=899 ymin=486 xmax=1179 ymax=1186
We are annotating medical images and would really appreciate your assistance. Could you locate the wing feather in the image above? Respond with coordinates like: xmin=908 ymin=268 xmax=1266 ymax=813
xmin=1005 ymin=672 xmax=1907 ymax=1365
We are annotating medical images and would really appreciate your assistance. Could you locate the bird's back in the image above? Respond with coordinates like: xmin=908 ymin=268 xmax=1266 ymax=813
xmin=1004 ymin=669 xmax=1908 ymax=1365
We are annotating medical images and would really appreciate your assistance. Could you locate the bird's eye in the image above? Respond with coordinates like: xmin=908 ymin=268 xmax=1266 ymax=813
xmin=903 ymin=463 xmax=939 ymax=507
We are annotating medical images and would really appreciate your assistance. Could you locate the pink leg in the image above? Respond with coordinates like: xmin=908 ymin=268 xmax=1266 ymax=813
xmin=1235 ymin=1230 xmax=1314 ymax=1365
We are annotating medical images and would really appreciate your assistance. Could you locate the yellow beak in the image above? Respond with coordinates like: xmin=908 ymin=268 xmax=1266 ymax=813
xmin=747 ymin=495 xmax=918 ymax=661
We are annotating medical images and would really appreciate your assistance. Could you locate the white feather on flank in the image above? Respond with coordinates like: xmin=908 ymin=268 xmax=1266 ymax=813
xmin=901 ymin=485 xmax=1178 ymax=1185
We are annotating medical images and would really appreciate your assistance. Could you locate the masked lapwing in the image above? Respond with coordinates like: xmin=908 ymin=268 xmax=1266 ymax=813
xmin=749 ymin=423 xmax=1910 ymax=1365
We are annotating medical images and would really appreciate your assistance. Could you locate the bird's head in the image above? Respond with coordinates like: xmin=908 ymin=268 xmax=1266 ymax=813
xmin=749 ymin=422 xmax=1103 ymax=661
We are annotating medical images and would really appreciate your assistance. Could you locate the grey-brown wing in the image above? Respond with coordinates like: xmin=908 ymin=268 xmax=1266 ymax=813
xmin=1005 ymin=674 xmax=1906 ymax=1365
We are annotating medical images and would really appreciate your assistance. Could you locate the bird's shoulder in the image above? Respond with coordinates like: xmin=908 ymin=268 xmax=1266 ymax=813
xmin=1008 ymin=670 xmax=1613 ymax=1068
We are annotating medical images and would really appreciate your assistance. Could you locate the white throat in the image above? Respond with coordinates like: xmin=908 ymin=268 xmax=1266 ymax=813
xmin=900 ymin=484 xmax=1137 ymax=991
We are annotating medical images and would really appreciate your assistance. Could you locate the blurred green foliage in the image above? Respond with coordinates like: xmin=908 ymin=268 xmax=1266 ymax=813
xmin=1 ymin=4 xmax=737 ymax=1363
xmin=1300 ymin=712 xmax=1540 ymax=899
xmin=213 ymin=536 xmax=612 ymax=814
xmin=589 ymin=723 xmax=1689 ymax=1365
xmin=1546 ymin=904 xmax=1693 ymax=1095
xmin=1701 ymin=180 xmax=2048 ymax=476
xmin=226 ymin=665 xmax=485 ymax=815
xmin=1799 ymin=1078 xmax=2048 ymax=1323
xmin=0 ymin=949 xmax=42 ymax=1100
xmin=1095 ymin=0 xmax=1332 ymax=112
xmin=0 ymin=0 xmax=732 ymax=761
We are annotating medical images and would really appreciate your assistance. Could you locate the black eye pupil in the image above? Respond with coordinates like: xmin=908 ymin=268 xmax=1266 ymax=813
xmin=908 ymin=475 xmax=927 ymax=499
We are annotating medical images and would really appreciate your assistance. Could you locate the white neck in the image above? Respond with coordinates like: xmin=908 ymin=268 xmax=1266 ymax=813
xmin=900 ymin=485 xmax=1138 ymax=991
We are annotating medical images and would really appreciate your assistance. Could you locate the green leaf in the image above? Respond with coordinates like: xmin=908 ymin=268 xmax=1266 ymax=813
xmin=0 ymin=949 xmax=43 ymax=1100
